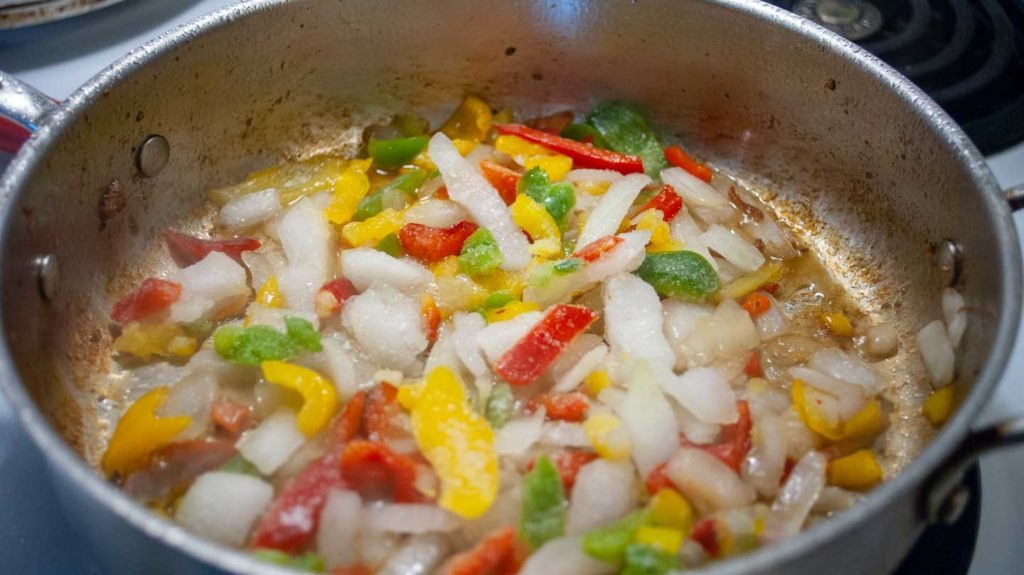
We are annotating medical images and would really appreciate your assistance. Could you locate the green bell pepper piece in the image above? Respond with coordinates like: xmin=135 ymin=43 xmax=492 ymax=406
xmin=520 ymin=456 xmax=566 ymax=549
xmin=581 ymin=510 xmax=650 ymax=565
xmin=621 ymin=543 xmax=676 ymax=575
xmin=635 ymin=251 xmax=720 ymax=300
xmin=518 ymin=167 xmax=576 ymax=226
xmin=375 ymin=232 xmax=405 ymax=257
xmin=586 ymin=101 xmax=667 ymax=178
xmin=252 ymin=549 xmax=325 ymax=572
xmin=213 ymin=316 xmax=323 ymax=365
xmin=353 ymin=168 xmax=428 ymax=221
xmin=484 ymin=292 xmax=516 ymax=309
xmin=485 ymin=383 xmax=514 ymax=429
xmin=459 ymin=228 xmax=503 ymax=276
xmin=284 ymin=317 xmax=322 ymax=352
xmin=368 ymin=135 xmax=429 ymax=168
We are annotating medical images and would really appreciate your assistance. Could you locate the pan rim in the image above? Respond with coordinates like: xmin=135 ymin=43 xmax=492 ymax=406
xmin=0 ymin=0 xmax=1019 ymax=573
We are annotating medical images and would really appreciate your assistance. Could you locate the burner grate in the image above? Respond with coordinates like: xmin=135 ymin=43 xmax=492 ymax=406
xmin=775 ymin=0 xmax=1024 ymax=155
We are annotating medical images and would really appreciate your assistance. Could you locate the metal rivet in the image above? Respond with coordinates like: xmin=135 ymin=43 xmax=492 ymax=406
xmin=937 ymin=484 xmax=970 ymax=525
xmin=35 ymin=254 xmax=59 ymax=301
xmin=936 ymin=240 xmax=962 ymax=287
xmin=137 ymin=134 xmax=170 ymax=178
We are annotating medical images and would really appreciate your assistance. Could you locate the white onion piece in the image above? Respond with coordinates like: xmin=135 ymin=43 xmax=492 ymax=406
xmin=565 ymin=169 xmax=624 ymax=183
xmin=342 ymin=284 xmax=428 ymax=371
xmin=673 ymin=402 xmax=721 ymax=445
xmin=576 ymin=173 xmax=651 ymax=248
xmin=520 ymin=536 xmax=615 ymax=575
xmin=494 ymin=409 xmax=546 ymax=456
xmin=425 ymin=324 xmax=460 ymax=374
xmin=477 ymin=311 xmax=544 ymax=365
xmin=403 ymin=198 xmax=471 ymax=229
xmin=669 ymin=210 xmax=718 ymax=270
xmin=618 ymin=364 xmax=679 ymax=476
xmin=452 ymin=312 xmax=489 ymax=377
xmin=175 ymin=471 xmax=273 ymax=546
xmin=581 ymin=230 xmax=651 ymax=284
xmin=943 ymin=288 xmax=967 ymax=348
xmin=744 ymin=215 xmax=797 ymax=259
xmin=761 ymin=450 xmax=826 ymax=542
xmin=812 ymin=486 xmax=862 ymax=514
xmin=701 ymin=224 xmax=765 ymax=272
xmin=552 ymin=343 xmax=609 ymax=393
xmin=661 ymin=167 xmax=730 ymax=209
xmin=693 ymin=298 xmax=760 ymax=361
xmin=317 ymin=489 xmax=364 ymax=569
xmin=541 ymin=422 xmax=591 ymax=448
xmin=277 ymin=262 xmax=325 ymax=313
xmin=808 ymin=348 xmax=879 ymax=393
xmin=277 ymin=197 xmax=333 ymax=299
xmin=754 ymin=294 xmax=789 ymax=340
xmin=566 ymin=460 xmax=637 ymax=535
xmin=340 ymin=248 xmax=432 ymax=292
xmin=170 ymin=251 xmax=249 ymax=323
xmin=464 ymin=143 xmax=494 ymax=170
xmin=236 ymin=410 xmax=306 ymax=475
xmin=603 ymin=273 xmax=675 ymax=373
xmin=662 ymin=367 xmax=738 ymax=424
xmin=918 ymin=319 xmax=955 ymax=387
xmin=219 ymin=188 xmax=281 ymax=230
xmin=365 ymin=503 xmax=462 ymax=534
xmin=789 ymin=367 xmax=866 ymax=419
xmin=663 ymin=300 xmax=713 ymax=371
xmin=318 ymin=337 xmax=358 ymax=399
xmin=862 ymin=323 xmax=899 ymax=360
xmin=378 ymin=534 xmax=450 ymax=575
xmin=666 ymin=447 xmax=755 ymax=515
xmin=157 ymin=371 xmax=218 ymax=440
xmin=429 ymin=133 xmax=530 ymax=270
xmin=743 ymin=414 xmax=787 ymax=498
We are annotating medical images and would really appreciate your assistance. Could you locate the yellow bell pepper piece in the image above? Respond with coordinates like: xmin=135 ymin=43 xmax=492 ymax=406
xmin=324 ymin=160 xmax=373 ymax=226
xmin=475 ymin=269 xmax=527 ymax=298
xmin=923 ymin=386 xmax=954 ymax=425
xmin=210 ymin=155 xmax=350 ymax=206
xmin=101 ymin=387 xmax=191 ymax=476
xmin=495 ymin=135 xmax=552 ymax=159
xmin=792 ymin=380 xmax=883 ymax=442
xmin=485 ymin=300 xmax=541 ymax=323
xmin=431 ymin=255 xmax=461 ymax=279
xmin=434 ymin=276 xmax=489 ymax=318
xmin=827 ymin=449 xmax=883 ymax=491
xmin=635 ymin=526 xmax=684 ymax=555
xmin=632 ymin=209 xmax=673 ymax=248
xmin=441 ymin=96 xmax=493 ymax=142
xmin=511 ymin=194 xmax=561 ymax=257
xmin=524 ymin=154 xmax=573 ymax=182
xmin=341 ymin=208 xmax=404 ymax=247
xmin=261 ymin=361 xmax=338 ymax=437
xmin=398 ymin=367 xmax=498 ymax=519
xmin=583 ymin=412 xmax=631 ymax=460
xmin=822 ymin=312 xmax=855 ymax=337
xmin=256 ymin=276 xmax=283 ymax=308
xmin=575 ymin=181 xmax=610 ymax=196
xmin=583 ymin=370 xmax=612 ymax=396
xmin=648 ymin=488 xmax=694 ymax=534
xmin=718 ymin=262 xmax=784 ymax=301
xmin=113 ymin=322 xmax=196 ymax=360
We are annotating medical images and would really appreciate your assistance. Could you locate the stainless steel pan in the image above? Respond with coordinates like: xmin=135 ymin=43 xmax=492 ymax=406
xmin=0 ymin=1 xmax=1022 ymax=573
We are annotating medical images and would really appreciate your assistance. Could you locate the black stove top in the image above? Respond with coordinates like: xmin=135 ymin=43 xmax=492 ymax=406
xmin=771 ymin=0 xmax=1024 ymax=155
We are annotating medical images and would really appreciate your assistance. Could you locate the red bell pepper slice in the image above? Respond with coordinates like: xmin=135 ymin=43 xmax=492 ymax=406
xmin=331 ymin=391 xmax=366 ymax=444
xmin=210 ymin=400 xmax=251 ymax=435
xmin=528 ymin=392 xmax=590 ymax=423
xmin=339 ymin=439 xmax=422 ymax=503
xmin=479 ymin=160 xmax=520 ymax=205
xmin=398 ymin=221 xmax=479 ymax=264
xmin=744 ymin=351 xmax=763 ymax=378
xmin=316 ymin=278 xmax=357 ymax=318
xmin=645 ymin=463 xmax=676 ymax=495
xmin=690 ymin=517 xmax=720 ymax=557
xmin=664 ymin=145 xmax=713 ymax=183
xmin=363 ymin=383 xmax=406 ymax=444
xmin=421 ymin=294 xmax=442 ymax=343
xmin=249 ymin=453 xmax=344 ymax=553
xmin=495 ymin=304 xmax=599 ymax=386
xmin=110 ymin=278 xmax=182 ymax=324
xmin=163 ymin=230 xmax=261 ymax=267
xmin=682 ymin=401 xmax=752 ymax=473
xmin=637 ymin=185 xmax=684 ymax=222
xmin=527 ymin=451 xmax=597 ymax=492
xmin=741 ymin=291 xmax=772 ymax=318
xmin=495 ymin=123 xmax=645 ymax=174
xmin=440 ymin=525 xmax=523 ymax=575
xmin=571 ymin=235 xmax=623 ymax=263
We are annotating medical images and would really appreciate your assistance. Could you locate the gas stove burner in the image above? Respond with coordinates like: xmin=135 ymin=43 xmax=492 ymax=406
xmin=793 ymin=0 xmax=885 ymax=41
xmin=774 ymin=0 xmax=1024 ymax=155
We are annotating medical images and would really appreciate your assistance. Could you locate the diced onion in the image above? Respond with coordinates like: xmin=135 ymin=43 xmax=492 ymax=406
xmin=429 ymin=133 xmax=531 ymax=270
xmin=669 ymin=210 xmax=717 ymax=270
xmin=754 ymin=294 xmax=789 ymax=340
xmin=219 ymin=188 xmax=281 ymax=230
xmin=665 ymin=447 xmax=755 ymax=515
xmin=917 ymin=319 xmax=955 ymax=387
xmin=540 ymin=422 xmax=590 ymax=448
xmin=342 ymin=284 xmax=428 ymax=371
xmin=452 ymin=312 xmax=489 ymax=377
xmin=365 ymin=503 xmax=463 ymax=534
xmin=157 ymin=371 xmax=218 ymax=440
xmin=170 ymin=251 xmax=249 ymax=323
xmin=603 ymin=273 xmax=676 ymax=373
xmin=317 ymin=489 xmax=364 ymax=569
xmin=377 ymin=534 xmax=450 ymax=575
xmin=701 ymin=224 xmax=765 ymax=272
xmin=789 ymin=366 xmax=865 ymax=419
xmin=743 ymin=414 xmax=786 ymax=498
xmin=175 ymin=471 xmax=273 ymax=546
xmin=808 ymin=348 xmax=879 ymax=393
xmin=318 ymin=337 xmax=359 ymax=399
xmin=662 ymin=367 xmax=738 ymax=424
xmin=403 ymin=198 xmax=471 ymax=229
xmin=576 ymin=173 xmax=651 ymax=248
xmin=581 ymin=230 xmax=651 ymax=284
xmin=340 ymin=248 xmax=432 ymax=292
xmin=661 ymin=167 xmax=731 ymax=209
xmin=761 ymin=450 xmax=826 ymax=542
xmin=277 ymin=197 xmax=334 ymax=306
xmin=566 ymin=460 xmax=637 ymax=535
xmin=235 ymin=410 xmax=306 ymax=475
xmin=520 ymin=536 xmax=615 ymax=575
xmin=552 ymin=343 xmax=608 ymax=393
xmin=617 ymin=364 xmax=679 ymax=476
xmin=494 ymin=409 xmax=546 ymax=456
xmin=942 ymin=288 xmax=967 ymax=348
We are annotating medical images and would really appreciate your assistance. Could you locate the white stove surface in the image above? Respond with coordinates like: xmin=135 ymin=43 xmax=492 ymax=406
xmin=0 ymin=1 xmax=1021 ymax=573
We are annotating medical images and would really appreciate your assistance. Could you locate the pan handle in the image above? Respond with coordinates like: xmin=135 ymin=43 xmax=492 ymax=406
xmin=922 ymin=417 xmax=1024 ymax=524
xmin=0 ymin=70 xmax=57 ymax=154
xmin=1008 ymin=183 xmax=1024 ymax=212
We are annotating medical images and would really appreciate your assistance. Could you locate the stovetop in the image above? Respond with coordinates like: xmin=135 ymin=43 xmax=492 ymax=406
xmin=0 ymin=1 xmax=1022 ymax=574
